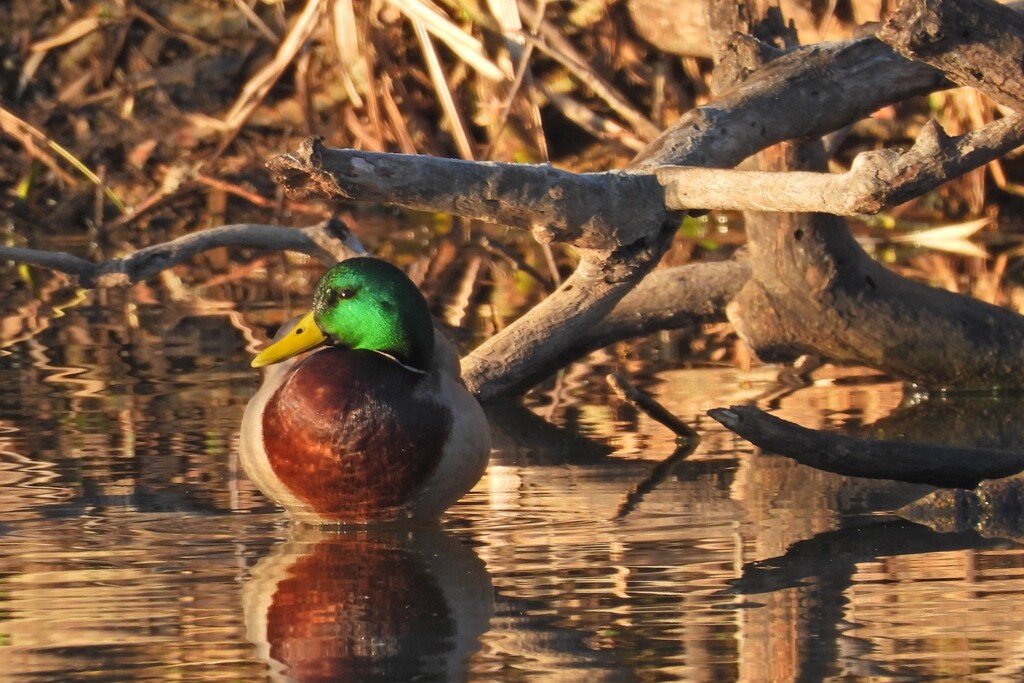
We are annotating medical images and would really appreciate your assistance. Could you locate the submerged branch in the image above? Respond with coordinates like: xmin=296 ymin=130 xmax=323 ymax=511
xmin=607 ymin=372 xmax=699 ymax=440
xmin=708 ymin=405 xmax=1024 ymax=489
xmin=0 ymin=220 xmax=362 ymax=288
xmin=614 ymin=445 xmax=696 ymax=520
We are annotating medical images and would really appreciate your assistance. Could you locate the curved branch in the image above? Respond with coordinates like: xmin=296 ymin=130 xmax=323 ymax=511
xmin=658 ymin=115 xmax=1024 ymax=214
xmin=1 ymin=222 xmax=744 ymax=379
xmin=708 ymin=405 xmax=1024 ymax=489
xmin=0 ymin=220 xmax=362 ymax=287
xmin=629 ymin=35 xmax=948 ymax=171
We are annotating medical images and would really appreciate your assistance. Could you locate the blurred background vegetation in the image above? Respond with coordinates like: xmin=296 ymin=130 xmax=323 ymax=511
xmin=4 ymin=0 xmax=1024 ymax=360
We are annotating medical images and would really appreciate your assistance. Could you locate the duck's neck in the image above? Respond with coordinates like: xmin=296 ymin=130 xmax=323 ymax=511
xmin=338 ymin=318 xmax=434 ymax=374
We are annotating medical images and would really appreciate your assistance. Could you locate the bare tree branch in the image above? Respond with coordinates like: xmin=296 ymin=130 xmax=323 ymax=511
xmin=727 ymin=135 xmax=1024 ymax=389
xmin=879 ymin=0 xmax=1024 ymax=113
xmin=566 ymin=259 xmax=747 ymax=357
xmin=462 ymin=233 xmax=676 ymax=400
xmin=264 ymin=28 xmax=954 ymax=400
xmin=268 ymin=137 xmax=667 ymax=251
xmin=708 ymin=405 xmax=1024 ymax=489
xmin=629 ymin=34 xmax=948 ymax=171
xmin=657 ymin=115 xmax=1024 ymax=214
xmin=0 ymin=220 xmax=362 ymax=288
xmin=716 ymin=0 xmax=1024 ymax=391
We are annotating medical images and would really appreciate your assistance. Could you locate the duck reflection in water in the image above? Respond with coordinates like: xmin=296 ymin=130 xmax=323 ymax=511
xmin=244 ymin=527 xmax=494 ymax=682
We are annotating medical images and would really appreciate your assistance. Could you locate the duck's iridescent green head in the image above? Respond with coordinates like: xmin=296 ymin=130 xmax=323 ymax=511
xmin=251 ymin=257 xmax=435 ymax=372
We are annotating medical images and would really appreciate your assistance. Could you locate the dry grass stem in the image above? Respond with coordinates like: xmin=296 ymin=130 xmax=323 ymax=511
xmin=411 ymin=18 xmax=475 ymax=160
xmin=219 ymin=0 xmax=329 ymax=133
xmin=0 ymin=106 xmax=126 ymax=213
xmin=387 ymin=0 xmax=507 ymax=80
xmin=522 ymin=31 xmax=660 ymax=141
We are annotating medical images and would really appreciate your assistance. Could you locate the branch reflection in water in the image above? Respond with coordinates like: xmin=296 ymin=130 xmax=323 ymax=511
xmin=728 ymin=519 xmax=1017 ymax=681
xmin=243 ymin=527 xmax=493 ymax=682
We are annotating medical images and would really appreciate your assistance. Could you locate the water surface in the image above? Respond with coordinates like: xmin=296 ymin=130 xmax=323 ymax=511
xmin=3 ymin=288 xmax=1024 ymax=681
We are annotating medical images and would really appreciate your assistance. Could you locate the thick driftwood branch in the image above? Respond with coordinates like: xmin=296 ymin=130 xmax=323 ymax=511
xmin=459 ymin=258 xmax=741 ymax=398
xmin=268 ymin=137 xmax=667 ymax=251
xmin=472 ymin=260 xmax=743 ymax=400
xmin=0 ymin=220 xmax=362 ymax=288
xmin=567 ymin=259 xmax=747 ymax=355
xmin=879 ymin=0 xmax=1024 ymax=113
xmin=719 ymin=0 xmax=1024 ymax=391
xmin=730 ymin=136 xmax=1024 ymax=388
xmin=463 ymin=231 xmax=676 ymax=399
xmin=657 ymin=115 xmax=1024 ymax=214
xmin=708 ymin=405 xmax=1024 ymax=489
xmin=629 ymin=35 xmax=947 ymax=171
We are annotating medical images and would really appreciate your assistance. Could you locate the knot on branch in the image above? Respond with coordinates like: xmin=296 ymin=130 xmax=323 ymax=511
xmin=913 ymin=119 xmax=953 ymax=156
xmin=717 ymin=33 xmax=783 ymax=83
xmin=906 ymin=16 xmax=945 ymax=53
xmin=881 ymin=1 xmax=937 ymax=54
xmin=849 ymin=147 xmax=902 ymax=173
xmin=268 ymin=136 xmax=348 ymax=200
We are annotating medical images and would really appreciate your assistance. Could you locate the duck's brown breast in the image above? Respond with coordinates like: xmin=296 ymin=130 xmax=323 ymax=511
xmin=262 ymin=347 xmax=451 ymax=521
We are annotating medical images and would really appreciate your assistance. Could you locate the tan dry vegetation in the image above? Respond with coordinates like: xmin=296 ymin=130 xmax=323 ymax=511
xmin=4 ymin=1 xmax=1024 ymax=361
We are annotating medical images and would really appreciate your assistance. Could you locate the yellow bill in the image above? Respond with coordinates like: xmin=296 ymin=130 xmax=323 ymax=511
xmin=251 ymin=311 xmax=327 ymax=368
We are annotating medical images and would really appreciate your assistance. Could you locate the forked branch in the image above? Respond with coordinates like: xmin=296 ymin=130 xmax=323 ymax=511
xmin=658 ymin=115 xmax=1024 ymax=215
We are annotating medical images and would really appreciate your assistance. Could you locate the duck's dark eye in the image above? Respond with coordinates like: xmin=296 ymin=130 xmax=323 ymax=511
xmin=324 ymin=288 xmax=356 ymax=306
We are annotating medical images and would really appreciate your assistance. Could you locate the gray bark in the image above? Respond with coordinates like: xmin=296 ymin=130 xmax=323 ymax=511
xmin=879 ymin=0 xmax=1024 ymax=113
xmin=658 ymin=117 xmax=1024 ymax=215
xmin=708 ymin=405 xmax=1024 ymax=489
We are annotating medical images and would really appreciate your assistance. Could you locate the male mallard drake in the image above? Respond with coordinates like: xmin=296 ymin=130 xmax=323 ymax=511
xmin=240 ymin=257 xmax=490 ymax=525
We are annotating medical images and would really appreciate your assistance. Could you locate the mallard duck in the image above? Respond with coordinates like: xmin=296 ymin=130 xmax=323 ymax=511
xmin=240 ymin=257 xmax=490 ymax=525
